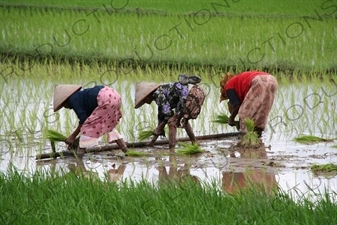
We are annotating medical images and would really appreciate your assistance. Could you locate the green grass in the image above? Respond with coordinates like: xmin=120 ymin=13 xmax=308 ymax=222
xmin=0 ymin=2 xmax=336 ymax=72
xmin=1 ymin=169 xmax=337 ymax=225
xmin=0 ymin=0 xmax=328 ymax=16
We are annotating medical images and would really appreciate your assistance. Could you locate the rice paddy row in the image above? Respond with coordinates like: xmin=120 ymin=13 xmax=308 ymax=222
xmin=0 ymin=0 xmax=330 ymax=17
xmin=1 ymin=2 xmax=336 ymax=73
xmin=1 ymin=60 xmax=337 ymax=139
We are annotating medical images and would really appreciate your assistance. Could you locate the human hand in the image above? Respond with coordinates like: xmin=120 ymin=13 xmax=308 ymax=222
xmin=228 ymin=117 xmax=235 ymax=127
xmin=65 ymin=135 xmax=76 ymax=145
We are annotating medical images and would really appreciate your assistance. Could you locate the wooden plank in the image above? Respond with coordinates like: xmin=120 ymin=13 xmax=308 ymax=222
xmin=35 ymin=132 xmax=240 ymax=160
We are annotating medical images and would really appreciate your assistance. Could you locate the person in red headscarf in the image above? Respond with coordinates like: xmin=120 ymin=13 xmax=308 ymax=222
xmin=220 ymin=70 xmax=278 ymax=137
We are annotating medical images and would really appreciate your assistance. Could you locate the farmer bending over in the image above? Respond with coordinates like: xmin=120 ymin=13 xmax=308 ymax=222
xmin=134 ymin=75 xmax=206 ymax=151
xmin=219 ymin=70 xmax=278 ymax=137
xmin=53 ymin=84 xmax=128 ymax=157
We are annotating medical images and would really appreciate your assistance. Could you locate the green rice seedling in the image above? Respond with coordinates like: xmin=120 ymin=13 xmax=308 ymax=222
xmin=138 ymin=130 xmax=154 ymax=141
xmin=45 ymin=129 xmax=67 ymax=142
xmin=1 ymin=4 xmax=335 ymax=73
xmin=311 ymin=163 xmax=337 ymax=173
xmin=237 ymin=119 xmax=262 ymax=148
xmin=125 ymin=150 xmax=147 ymax=157
xmin=3 ymin=168 xmax=337 ymax=225
xmin=293 ymin=135 xmax=335 ymax=144
xmin=211 ymin=114 xmax=229 ymax=124
xmin=176 ymin=142 xmax=203 ymax=155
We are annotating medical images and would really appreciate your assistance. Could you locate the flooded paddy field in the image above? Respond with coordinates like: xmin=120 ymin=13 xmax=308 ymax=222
xmin=1 ymin=75 xmax=337 ymax=201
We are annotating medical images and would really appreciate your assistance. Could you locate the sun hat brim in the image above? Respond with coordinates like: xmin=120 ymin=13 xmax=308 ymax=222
xmin=134 ymin=82 xmax=161 ymax=109
xmin=53 ymin=84 xmax=82 ymax=112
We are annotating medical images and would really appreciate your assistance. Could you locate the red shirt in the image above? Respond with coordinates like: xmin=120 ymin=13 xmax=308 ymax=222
xmin=225 ymin=71 xmax=269 ymax=102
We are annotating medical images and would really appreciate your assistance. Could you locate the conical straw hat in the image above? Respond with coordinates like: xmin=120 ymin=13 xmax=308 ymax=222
xmin=53 ymin=84 xmax=82 ymax=112
xmin=134 ymin=82 xmax=161 ymax=109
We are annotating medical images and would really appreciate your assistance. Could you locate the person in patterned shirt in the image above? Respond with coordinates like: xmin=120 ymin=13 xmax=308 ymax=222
xmin=135 ymin=75 xmax=205 ymax=151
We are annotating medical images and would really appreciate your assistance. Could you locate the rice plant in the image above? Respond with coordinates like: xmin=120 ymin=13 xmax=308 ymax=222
xmin=211 ymin=114 xmax=229 ymax=124
xmin=1 ymin=3 xmax=335 ymax=72
xmin=45 ymin=129 xmax=67 ymax=142
xmin=125 ymin=150 xmax=147 ymax=157
xmin=294 ymin=135 xmax=335 ymax=144
xmin=176 ymin=142 xmax=203 ymax=155
xmin=138 ymin=130 xmax=154 ymax=141
xmin=311 ymin=163 xmax=337 ymax=173
xmin=237 ymin=119 xmax=262 ymax=148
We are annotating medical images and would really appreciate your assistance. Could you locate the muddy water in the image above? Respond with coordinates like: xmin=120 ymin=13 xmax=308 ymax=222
xmin=1 ymin=79 xmax=337 ymax=200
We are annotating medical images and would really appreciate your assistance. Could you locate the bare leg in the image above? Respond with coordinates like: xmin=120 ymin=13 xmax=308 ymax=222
xmin=76 ymin=147 xmax=86 ymax=159
xmin=168 ymin=124 xmax=177 ymax=152
xmin=148 ymin=121 xmax=167 ymax=147
xmin=184 ymin=121 xmax=196 ymax=144
xmin=115 ymin=138 xmax=128 ymax=153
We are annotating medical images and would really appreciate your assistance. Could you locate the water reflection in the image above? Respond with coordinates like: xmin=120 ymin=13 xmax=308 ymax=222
xmin=67 ymin=159 xmax=100 ymax=180
xmin=223 ymin=146 xmax=278 ymax=194
xmin=107 ymin=163 xmax=127 ymax=182
xmin=66 ymin=158 xmax=127 ymax=183
xmin=156 ymin=155 xmax=200 ymax=185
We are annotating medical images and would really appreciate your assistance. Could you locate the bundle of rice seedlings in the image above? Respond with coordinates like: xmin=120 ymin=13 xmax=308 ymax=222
xmin=176 ymin=142 xmax=203 ymax=155
xmin=311 ymin=163 xmax=337 ymax=173
xmin=125 ymin=150 xmax=146 ymax=157
xmin=211 ymin=114 xmax=229 ymax=124
xmin=46 ymin=129 xmax=67 ymax=142
xmin=138 ymin=130 xmax=154 ymax=141
xmin=237 ymin=118 xmax=262 ymax=148
xmin=294 ymin=135 xmax=334 ymax=144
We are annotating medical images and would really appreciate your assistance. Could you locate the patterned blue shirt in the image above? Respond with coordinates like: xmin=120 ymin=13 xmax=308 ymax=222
xmin=152 ymin=82 xmax=189 ymax=125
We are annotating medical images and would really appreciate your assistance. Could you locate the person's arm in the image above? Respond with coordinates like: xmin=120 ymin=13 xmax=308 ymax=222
xmin=226 ymin=89 xmax=241 ymax=126
xmin=228 ymin=104 xmax=240 ymax=126
xmin=66 ymin=123 xmax=82 ymax=145
xmin=148 ymin=121 xmax=167 ymax=147
xmin=65 ymin=94 xmax=87 ymax=145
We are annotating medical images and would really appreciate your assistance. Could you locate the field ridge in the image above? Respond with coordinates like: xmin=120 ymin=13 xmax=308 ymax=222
xmin=1 ymin=3 xmax=333 ymax=19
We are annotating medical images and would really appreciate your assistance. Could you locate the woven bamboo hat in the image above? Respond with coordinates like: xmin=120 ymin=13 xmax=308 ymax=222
xmin=53 ymin=84 xmax=82 ymax=112
xmin=134 ymin=82 xmax=161 ymax=109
